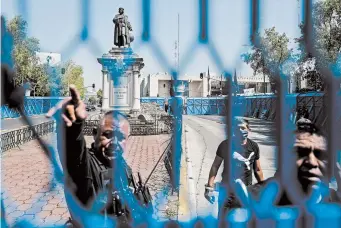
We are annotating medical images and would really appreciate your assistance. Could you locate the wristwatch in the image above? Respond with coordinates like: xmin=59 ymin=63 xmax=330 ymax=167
xmin=205 ymin=184 xmax=214 ymax=191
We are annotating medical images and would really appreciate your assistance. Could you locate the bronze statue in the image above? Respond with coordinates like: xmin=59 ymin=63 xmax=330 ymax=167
xmin=113 ymin=7 xmax=133 ymax=48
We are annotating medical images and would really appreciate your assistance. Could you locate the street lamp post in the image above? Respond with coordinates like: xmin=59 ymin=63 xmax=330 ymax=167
xmin=263 ymin=73 xmax=266 ymax=94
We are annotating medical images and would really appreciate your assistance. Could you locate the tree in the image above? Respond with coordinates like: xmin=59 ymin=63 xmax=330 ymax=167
xmin=97 ymin=89 xmax=103 ymax=105
xmin=61 ymin=61 xmax=85 ymax=98
xmin=29 ymin=59 xmax=49 ymax=96
xmin=7 ymin=16 xmax=49 ymax=96
xmin=88 ymin=96 xmax=96 ymax=105
xmin=242 ymin=27 xmax=292 ymax=93
xmin=45 ymin=63 xmax=64 ymax=97
xmin=294 ymin=0 xmax=341 ymax=91
xmin=313 ymin=0 xmax=341 ymax=64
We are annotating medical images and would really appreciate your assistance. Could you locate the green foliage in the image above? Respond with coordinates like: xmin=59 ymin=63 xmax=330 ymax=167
xmin=97 ymin=89 xmax=103 ymax=105
xmin=88 ymin=96 xmax=97 ymax=105
xmin=294 ymin=0 xmax=341 ymax=91
xmin=7 ymin=16 xmax=27 ymax=44
xmin=313 ymin=0 xmax=341 ymax=63
xmin=7 ymin=16 xmax=48 ymax=96
xmin=242 ymin=27 xmax=292 ymax=92
xmin=243 ymin=0 xmax=341 ymax=93
xmin=6 ymin=16 xmax=85 ymax=97
xmin=60 ymin=61 xmax=85 ymax=98
xmin=97 ymin=89 xmax=103 ymax=99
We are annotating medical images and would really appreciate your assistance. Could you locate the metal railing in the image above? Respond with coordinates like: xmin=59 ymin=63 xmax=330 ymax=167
xmin=83 ymin=118 xmax=173 ymax=136
xmin=0 ymin=121 xmax=55 ymax=152
xmin=1 ymin=0 xmax=341 ymax=227
xmin=0 ymin=117 xmax=173 ymax=153
xmin=0 ymin=97 xmax=65 ymax=119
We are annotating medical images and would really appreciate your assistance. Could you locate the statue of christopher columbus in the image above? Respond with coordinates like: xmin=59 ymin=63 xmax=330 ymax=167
xmin=113 ymin=7 xmax=134 ymax=48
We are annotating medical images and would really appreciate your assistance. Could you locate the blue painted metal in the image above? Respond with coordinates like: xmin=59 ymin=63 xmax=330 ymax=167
xmin=140 ymin=93 xmax=327 ymax=119
xmin=1 ymin=0 xmax=341 ymax=226
xmin=0 ymin=97 xmax=65 ymax=119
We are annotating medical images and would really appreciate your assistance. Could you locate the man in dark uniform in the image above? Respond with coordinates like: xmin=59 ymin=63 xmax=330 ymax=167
xmin=47 ymin=86 xmax=150 ymax=227
xmin=205 ymin=118 xmax=264 ymax=224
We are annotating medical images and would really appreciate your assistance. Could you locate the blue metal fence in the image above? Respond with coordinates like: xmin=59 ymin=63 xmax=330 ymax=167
xmin=1 ymin=0 xmax=341 ymax=227
xmin=140 ymin=93 xmax=334 ymax=126
xmin=0 ymin=97 xmax=64 ymax=119
xmin=1 ymin=94 xmax=328 ymax=119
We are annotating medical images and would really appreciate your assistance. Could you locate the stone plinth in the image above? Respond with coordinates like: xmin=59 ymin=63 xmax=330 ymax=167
xmin=97 ymin=48 xmax=144 ymax=114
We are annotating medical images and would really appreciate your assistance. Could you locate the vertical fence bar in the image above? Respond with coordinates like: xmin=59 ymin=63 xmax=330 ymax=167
xmin=222 ymin=71 xmax=236 ymax=226
xmin=142 ymin=0 xmax=151 ymax=41
xmin=171 ymin=79 xmax=183 ymax=189
xmin=199 ymin=0 xmax=208 ymax=43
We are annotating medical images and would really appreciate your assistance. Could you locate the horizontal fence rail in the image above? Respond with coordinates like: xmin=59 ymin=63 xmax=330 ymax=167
xmin=1 ymin=94 xmax=332 ymax=121
xmin=1 ymin=117 xmax=174 ymax=153
xmin=1 ymin=0 xmax=341 ymax=227
xmin=0 ymin=97 xmax=65 ymax=119
xmin=141 ymin=93 xmax=340 ymax=130
xmin=0 ymin=121 xmax=55 ymax=152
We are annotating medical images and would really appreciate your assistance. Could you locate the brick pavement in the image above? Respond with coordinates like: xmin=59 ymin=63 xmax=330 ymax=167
xmin=1 ymin=132 xmax=177 ymax=226
xmin=124 ymin=134 xmax=178 ymax=221
xmin=1 ymin=134 xmax=68 ymax=226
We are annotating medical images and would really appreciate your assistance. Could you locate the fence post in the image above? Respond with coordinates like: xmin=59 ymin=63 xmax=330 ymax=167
xmin=171 ymin=82 xmax=184 ymax=189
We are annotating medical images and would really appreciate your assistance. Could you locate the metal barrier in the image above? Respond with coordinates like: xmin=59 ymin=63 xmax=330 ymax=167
xmin=141 ymin=93 xmax=340 ymax=132
xmin=1 ymin=0 xmax=341 ymax=227
xmin=0 ymin=94 xmax=331 ymax=121
xmin=186 ymin=97 xmax=226 ymax=115
xmin=0 ymin=118 xmax=173 ymax=153
xmin=0 ymin=97 xmax=65 ymax=119
xmin=83 ymin=118 xmax=173 ymax=136
xmin=163 ymin=139 xmax=175 ymax=189
xmin=0 ymin=121 xmax=55 ymax=152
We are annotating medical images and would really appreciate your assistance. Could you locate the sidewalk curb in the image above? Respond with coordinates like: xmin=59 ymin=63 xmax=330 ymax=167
xmin=177 ymin=124 xmax=197 ymax=222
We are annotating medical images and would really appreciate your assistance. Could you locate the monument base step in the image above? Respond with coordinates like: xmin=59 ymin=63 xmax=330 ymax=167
xmin=101 ymin=107 xmax=138 ymax=116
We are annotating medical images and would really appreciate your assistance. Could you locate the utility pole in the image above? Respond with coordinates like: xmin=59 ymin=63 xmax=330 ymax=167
xmin=171 ymin=13 xmax=180 ymax=97
xmin=174 ymin=41 xmax=178 ymax=70
xmin=177 ymin=13 xmax=180 ymax=74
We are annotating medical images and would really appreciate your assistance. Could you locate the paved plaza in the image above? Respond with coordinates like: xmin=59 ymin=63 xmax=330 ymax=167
xmin=1 ymin=131 xmax=176 ymax=226
xmin=1 ymin=114 xmax=281 ymax=226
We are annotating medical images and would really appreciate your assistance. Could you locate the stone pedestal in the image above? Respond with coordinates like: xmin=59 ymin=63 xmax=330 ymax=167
xmin=101 ymin=70 xmax=110 ymax=111
xmin=98 ymin=48 xmax=144 ymax=113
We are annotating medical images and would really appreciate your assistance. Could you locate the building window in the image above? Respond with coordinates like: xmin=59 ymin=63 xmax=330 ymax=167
xmin=163 ymin=84 xmax=166 ymax=88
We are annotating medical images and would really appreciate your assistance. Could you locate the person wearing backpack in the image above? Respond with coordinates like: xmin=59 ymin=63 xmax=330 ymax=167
xmin=47 ymin=85 xmax=152 ymax=227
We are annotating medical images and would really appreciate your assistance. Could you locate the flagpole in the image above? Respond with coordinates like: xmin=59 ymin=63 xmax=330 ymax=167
xmin=177 ymin=13 xmax=180 ymax=74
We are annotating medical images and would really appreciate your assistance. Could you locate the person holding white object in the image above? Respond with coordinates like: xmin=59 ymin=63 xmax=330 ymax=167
xmin=205 ymin=118 xmax=264 ymax=224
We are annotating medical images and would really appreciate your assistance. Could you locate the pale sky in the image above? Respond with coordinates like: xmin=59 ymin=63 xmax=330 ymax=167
xmin=2 ymin=0 xmax=302 ymax=91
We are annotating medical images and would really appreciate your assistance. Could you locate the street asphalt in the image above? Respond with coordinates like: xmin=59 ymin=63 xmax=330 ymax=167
xmin=179 ymin=115 xmax=277 ymax=220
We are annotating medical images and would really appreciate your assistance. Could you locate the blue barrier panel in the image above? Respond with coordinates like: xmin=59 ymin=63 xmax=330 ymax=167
xmin=141 ymin=93 xmax=329 ymax=119
xmin=140 ymin=97 xmax=166 ymax=110
xmin=0 ymin=97 xmax=65 ymax=119
xmin=1 ymin=0 xmax=341 ymax=227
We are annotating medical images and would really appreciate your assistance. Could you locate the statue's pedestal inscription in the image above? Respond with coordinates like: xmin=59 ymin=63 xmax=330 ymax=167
xmin=98 ymin=48 xmax=144 ymax=113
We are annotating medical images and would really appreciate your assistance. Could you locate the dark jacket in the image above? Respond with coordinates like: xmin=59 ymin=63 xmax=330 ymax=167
xmin=58 ymin=121 xmax=132 ymax=211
